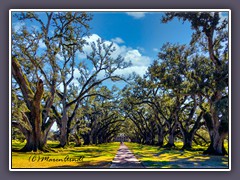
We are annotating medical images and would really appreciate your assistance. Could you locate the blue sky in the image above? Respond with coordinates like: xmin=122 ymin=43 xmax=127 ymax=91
xmin=89 ymin=12 xmax=193 ymax=58
xmin=88 ymin=12 xmax=192 ymax=69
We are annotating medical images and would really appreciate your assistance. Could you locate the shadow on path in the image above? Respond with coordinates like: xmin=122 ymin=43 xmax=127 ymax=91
xmin=110 ymin=143 xmax=144 ymax=168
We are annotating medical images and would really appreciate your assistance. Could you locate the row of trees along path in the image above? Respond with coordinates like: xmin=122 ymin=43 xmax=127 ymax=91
xmin=12 ymin=12 xmax=228 ymax=156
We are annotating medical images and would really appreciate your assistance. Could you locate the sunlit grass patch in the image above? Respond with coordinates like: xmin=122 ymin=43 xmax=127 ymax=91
xmin=125 ymin=142 xmax=228 ymax=169
xmin=11 ymin=140 xmax=229 ymax=169
xmin=11 ymin=140 xmax=26 ymax=150
xmin=11 ymin=141 xmax=120 ymax=169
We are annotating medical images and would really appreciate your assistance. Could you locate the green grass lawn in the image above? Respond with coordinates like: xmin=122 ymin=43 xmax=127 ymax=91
xmin=124 ymin=142 xmax=229 ymax=169
xmin=11 ymin=140 xmax=229 ymax=169
xmin=11 ymin=141 xmax=119 ymax=169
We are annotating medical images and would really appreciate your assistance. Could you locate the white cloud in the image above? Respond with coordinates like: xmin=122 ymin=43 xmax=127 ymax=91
xmin=77 ymin=51 xmax=87 ymax=60
xmin=77 ymin=33 xmax=151 ymax=78
xmin=153 ymin=48 xmax=159 ymax=52
xmin=126 ymin=12 xmax=147 ymax=19
xmin=79 ymin=34 xmax=103 ymax=59
xmin=112 ymin=49 xmax=150 ymax=78
xmin=72 ymin=69 xmax=82 ymax=85
xmin=111 ymin=44 xmax=131 ymax=59
xmin=83 ymin=34 xmax=101 ymax=43
xmin=55 ymin=33 xmax=152 ymax=92
xmin=124 ymin=50 xmax=151 ymax=67
xmin=38 ymin=39 xmax=46 ymax=49
xmin=95 ymin=49 xmax=151 ymax=78
xmin=12 ymin=21 xmax=25 ymax=32
xmin=56 ymin=53 xmax=64 ymax=61
xmin=79 ymin=34 xmax=128 ymax=59
xmin=58 ymin=68 xmax=82 ymax=92
xmin=114 ymin=66 xmax=149 ymax=78
xmin=111 ymin=37 xmax=125 ymax=44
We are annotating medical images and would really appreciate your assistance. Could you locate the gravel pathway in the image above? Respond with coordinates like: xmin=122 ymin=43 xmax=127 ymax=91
xmin=110 ymin=143 xmax=144 ymax=168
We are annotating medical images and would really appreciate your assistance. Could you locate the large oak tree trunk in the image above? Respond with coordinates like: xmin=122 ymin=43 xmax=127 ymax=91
xmin=59 ymin=127 xmax=68 ymax=147
xmin=181 ymin=133 xmax=193 ymax=150
xmin=22 ymin=130 xmax=45 ymax=152
xmin=164 ymin=123 xmax=177 ymax=148
xmin=165 ymin=132 xmax=175 ymax=148
xmin=180 ymin=112 xmax=203 ymax=150
xmin=203 ymin=112 xmax=228 ymax=155
xmin=12 ymin=80 xmax=51 ymax=152
xmin=204 ymin=129 xmax=228 ymax=155
xmin=19 ymin=80 xmax=50 ymax=152
xmin=13 ymin=115 xmax=54 ymax=152
xmin=156 ymin=125 xmax=164 ymax=147
xmin=204 ymin=28 xmax=228 ymax=155
xmin=58 ymin=109 xmax=68 ymax=147
xmin=12 ymin=57 xmax=55 ymax=152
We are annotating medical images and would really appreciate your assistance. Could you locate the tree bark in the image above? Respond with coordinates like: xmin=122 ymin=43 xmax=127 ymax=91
xmin=58 ymin=108 xmax=68 ymax=147
xmin=12 ymin=57 xmax=56 ymax=152
xmin=203 ymin=129 xmax=228 ymax=155
xmin=164 ymin=122 xmax=177 ymax=148
xmin=179 ymin=112 xmax=203 ymax=150
xmin=181 ymin=132 xmax=193 ymax=150
xmin=203 ymin=24 xmax=228 ymax=155
xmin=203 ymin=112 xmax=228 ymax=155
xmin=156 ymin=127 xmax=164 ymax=147
xmin=92 ymin=134 xmax=97 ymax=144
xmin=20 ymin=80 xmax=49 ymax=152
